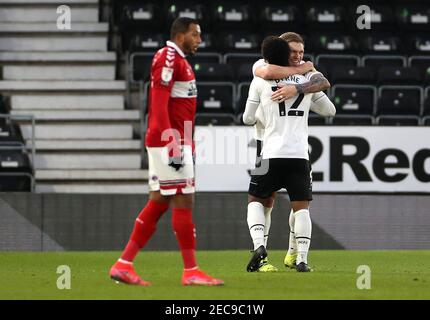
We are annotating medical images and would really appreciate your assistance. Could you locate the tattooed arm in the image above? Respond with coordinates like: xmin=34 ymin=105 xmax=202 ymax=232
xmin=271 ymin=74 xmax=331 ymax=102
xmin=295 ymin=73 xmax=331 ymax=94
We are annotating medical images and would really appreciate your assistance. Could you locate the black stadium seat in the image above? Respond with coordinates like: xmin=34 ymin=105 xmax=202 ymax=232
xmin=224 ymin=53 xmax=260 ymax=74
xmin=0 ymin=151 xmax=33 ymax=192
xmin=120 ymin=2 xmax=163 ymax=31
xmin=128 ymin=33 xmax=166 ymax=52
xmin=359 ymin=33 xmax=401 ymax=53
xmin=331 ymin=85 xmax=376 ymax=116
xmin=377 ymin=67 xmax=422 ymax=85
xmin=362 ymin=55 xmax=406 ymax=68
xmin=396 ymin=4 xmax=430 ymax=31
xmin=187 ymin=53 xmax=222 ymax=65
xmin=236 ymin=82 xmax=250 ymax=114
xmin=197 ymin=33 xmax=216 ymax=52
xmin=377 ymin=115 xmax=420 ymax=126
xmin=330 ymin=66 xmax=376 ymax=84
xmin=237 ymin=63 xmax=254 ymax=82
xmin=316 ymin=54 xmax=360 ymax=71
xmin=164 ymin=1 xmax=207 ymax=27
xmin=191 ymin=62 xmax=234 ymax=81
xmin=409 ymin=56 xmax=430 ymax=80
xmin=196 ymin=83 xmax=235 ymax=115
xmin=217 ymin=32 xmax=260 ymax=53
xmin=211 ymin=1 xmax=254 ymax=30
xmin=130 ymin=52 xmax=154 ymax=82
xmin=306 ymin=4 xmax=345 ymax=29
xmin=309 ymin=33 xmax=356 ymax=53
xmin=377 ymin=86 xmax=423 ymax=116
xmin=258 ymin=4 xmax=300 ymax=30
xmin=331 ymin=115 xmax=374 ymax=126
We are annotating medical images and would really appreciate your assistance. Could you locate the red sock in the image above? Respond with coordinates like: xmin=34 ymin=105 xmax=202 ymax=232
xmin=172 ymin=208 xmax=197 ymax=269
xmin=120 ymin=200 xmax=169 ymax=262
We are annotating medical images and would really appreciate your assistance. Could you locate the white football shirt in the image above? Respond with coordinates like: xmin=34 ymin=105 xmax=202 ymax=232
xmin=250 ymin=59 xmax=328 ymax=141
xmin=246 ymin=72 xmax=321 ymax=160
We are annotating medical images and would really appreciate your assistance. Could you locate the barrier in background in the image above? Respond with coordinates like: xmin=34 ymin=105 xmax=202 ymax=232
xmin=195 ymin=126 xmax=430 ymax=193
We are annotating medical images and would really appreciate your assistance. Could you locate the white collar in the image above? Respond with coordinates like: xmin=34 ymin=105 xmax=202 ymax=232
xmin=166 ymin=40 xmax=185 ymax=58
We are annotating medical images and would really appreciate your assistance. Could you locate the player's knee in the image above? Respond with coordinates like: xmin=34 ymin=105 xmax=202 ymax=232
xmin=291 ymin=201 xmax=309 ymax=212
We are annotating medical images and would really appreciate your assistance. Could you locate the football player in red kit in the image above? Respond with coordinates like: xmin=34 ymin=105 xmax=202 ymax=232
xmin=109 ymin=17 xmax=224 ymax=286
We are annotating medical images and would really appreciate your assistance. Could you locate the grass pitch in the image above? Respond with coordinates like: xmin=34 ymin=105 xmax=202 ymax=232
xmin=0 ymin=250 xmax=429 ymax=300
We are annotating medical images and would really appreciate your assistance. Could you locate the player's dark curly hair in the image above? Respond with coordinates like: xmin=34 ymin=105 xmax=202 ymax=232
xmin=170 ymin=17 xmax=199 ymax=39
xmin=261 ymin=36 xmax=291 ymax=67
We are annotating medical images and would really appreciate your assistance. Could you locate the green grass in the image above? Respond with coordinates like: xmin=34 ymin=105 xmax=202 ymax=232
xmin=0 ymin=250 xmax=429 ymax=300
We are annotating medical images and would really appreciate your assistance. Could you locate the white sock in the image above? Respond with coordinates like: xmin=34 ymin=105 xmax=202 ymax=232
xmin=294 ymin=209 xmax=312 ymax=264
xmin=247 ymin=202 xmax=265 ymax=250
xmin=287 ymin=209 xmax=297 ymax=255
xmin=263 ymin=206 xmax=273 ymax=248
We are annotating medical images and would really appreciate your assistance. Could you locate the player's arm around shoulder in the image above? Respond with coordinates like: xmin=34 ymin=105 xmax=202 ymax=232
xmin=254 ymin=60 xmax=315 ymax=80
xmin=242 ymin=78 xmax=263 ymax=125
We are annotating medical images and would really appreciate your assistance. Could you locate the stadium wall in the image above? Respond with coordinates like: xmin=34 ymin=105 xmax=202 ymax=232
xmin=1 ymin=193 xmax=429 ymax=251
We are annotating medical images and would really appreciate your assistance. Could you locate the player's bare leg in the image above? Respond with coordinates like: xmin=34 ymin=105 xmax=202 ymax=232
xmin=109 ymin=191 xmax=170 ymax=285
xmin=288 ymin=201 xmax=312 ymax=272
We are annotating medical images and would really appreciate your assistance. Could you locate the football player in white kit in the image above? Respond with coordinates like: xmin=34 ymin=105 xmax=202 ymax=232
xmin=243 ymin=36 xmax=335 ymax=272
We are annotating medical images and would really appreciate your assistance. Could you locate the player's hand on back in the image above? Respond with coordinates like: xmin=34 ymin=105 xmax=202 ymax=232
xmin=271 ymin=85 xmax=298 ymax=102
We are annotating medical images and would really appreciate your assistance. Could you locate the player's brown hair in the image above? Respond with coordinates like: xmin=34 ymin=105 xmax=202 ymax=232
xmin=279 ymin=32 xmax=304 ymax=44
xmin=170 ymin=17 xmax=199 ymax=39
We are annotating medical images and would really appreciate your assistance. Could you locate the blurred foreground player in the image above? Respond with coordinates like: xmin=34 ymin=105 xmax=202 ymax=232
xmin=110 ymin=17 xmax=224 ymax=286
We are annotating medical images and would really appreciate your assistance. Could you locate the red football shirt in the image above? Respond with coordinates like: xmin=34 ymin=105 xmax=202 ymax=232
xmin=145 ymin=41 xmax=197 ymax=150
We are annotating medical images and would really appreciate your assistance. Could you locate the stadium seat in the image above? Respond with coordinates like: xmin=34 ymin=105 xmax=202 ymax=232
xmin=331 ymin=85 xmax=376 ymax=116
xmin=224 ymin=53 xmax=260 ymax=74
xmin=377 ymin=86 xmax=423 ymax=116
xmin=197 ymin=33 xmax=217 ymax=52
xmin=119 ymin=2 xmax=164 ymax=34
xmin=376 ymin=67 xmax=422 ymax=85
xmin=128 ymin=33 xmax=166 ymax=52
xmin=409 ymin=56 xmax=430 ymax=80
xmin=164 ymin=1 xmax=207 ymax=27
xmin=362 ymin=55 xmax=406 ymax=68
xmin=376 ymin=115 xmax=420 ymax=126
xmin=236 ymin=82 xmax=250 ymax=115
xmin=348 ymin=5 xmax=395 ymax=31
xmin=196 ymin=82 xmax=235 ymax=115
xmin=423 ymin=116 xmax=430 ymax=126
xmin=309 ymin=32 xmax=356 ymax=53
xmin=396 ymin=4 xmax=430 ymax=31
xmin=423 ymin=89 xmax=430 ymax=115
xmin=315 ymin=54 xmax=360 ymax=71
xmin=237 ymin=63 xmax=254 ymax=82
xmin=0 ymin=151 xmax=33 ymax=192
xmin=187 ymin=53 xmax=222 ymax=65
xmin=0 ymin=118 xmax=25 ymax=147
xmin=211 ymin=1 xmax=254 ymax=30
xmin=191 ymin=62 xmax=234 ymax=81
xmin=217 ymin=32 xmax=260 ymax=53
xmin=258 ymin=3 xmax=301 ymax=30
xmin=408 ymin=34 xmax=430 ymax=54
xmin=359 ymin=33 xmax=401 ymax=53
xmin=308 ymin=113 xmax=327 ymax=125
xmin=330 ymin=66 xmax=376 ymax=85
xmin=331 ymin=115 xmax=374 ymax=126
xmin=129 ymin=52 xmax=154 ymax=83
xmin=306 ymin=4 xmax=345 ymax=29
